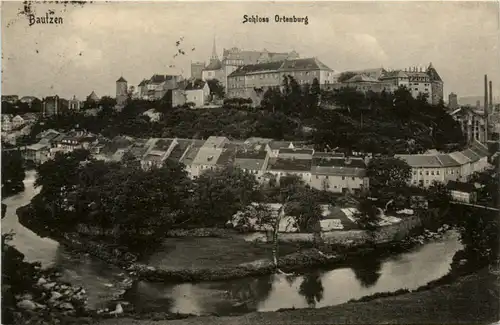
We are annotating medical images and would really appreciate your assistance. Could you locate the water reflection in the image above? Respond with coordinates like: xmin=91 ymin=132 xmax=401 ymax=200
xmin=125 ymin=232 xmax=462 ymax=315
xmin=351 ymin=257 xmax=383 ymax=288
xmin=298 ymin=271 xmax=324 ymax=307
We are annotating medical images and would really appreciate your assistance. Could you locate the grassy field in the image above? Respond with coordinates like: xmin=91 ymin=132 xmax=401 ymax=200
xmin=97 ymin=267 xmax=499 ymax=325
xmin=144 ymin=237 xmax=304 ymax=270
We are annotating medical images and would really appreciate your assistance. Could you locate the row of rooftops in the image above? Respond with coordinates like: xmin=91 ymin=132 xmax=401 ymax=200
xmin=341 ymin=64 xmax=442 ymax=84
xmin=395 ymin=141 xmax=489 ymax=168
xmin=32 ymin=131 xmax=489 ymax=175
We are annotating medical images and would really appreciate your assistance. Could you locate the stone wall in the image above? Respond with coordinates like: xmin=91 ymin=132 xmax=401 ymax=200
xmin=243 ymin=215 xmax=422 ymax=247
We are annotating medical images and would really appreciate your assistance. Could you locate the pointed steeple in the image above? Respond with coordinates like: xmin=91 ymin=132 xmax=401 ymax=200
xmin=211 ymin=36 xmax=218 ymax=60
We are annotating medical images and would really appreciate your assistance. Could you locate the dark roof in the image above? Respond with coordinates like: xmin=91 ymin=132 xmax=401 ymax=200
xmin=138 ymin=79 xmax=148 ymax=86
xmin=312 ymin=157 xmax=366 ymax=169
xmin=152 ymin=138 xmax=173 ymax=151
xmin=116 ymin=77 xmax=127 ymax=83
xmin=280 ymin=58 xmax=332 ymax=71
xmin=311 ymin=166 xmax=366 ymax=177
xmin=278 ymin=148 xmax=314 ymax=155
xmin=235 ymin=149 xmax=267 ymax=160
xmin=204 ymin=59 xmax=222 ymax=71
xmin=268 ymin=158 xmax=312 ymax=172
xmin=313 ymin=152 xmax=345 ymax=158
xmin=185 ymin=80 xmax=207 ymax=91
xmin=426 ymin=63 xmax=442 ymax=82
xmin=216 ymin=148 xmax=236 ymax=165
xmin=167 ymin=139 xmax=192 ymax=161
xmin=436 ymin=154 xmax=461 ymax=167
xmin=149 ymin=74 xmax=180 ymax=84
xmin=447 ymin=181 xmax=475 ymax=193
xmin=228 ymin=61 xmax=284 ymax=77
xmin=461 ymin=149 xmax=481 ymax=162
xmin=268 ymin=140 xmax=293 ymax=150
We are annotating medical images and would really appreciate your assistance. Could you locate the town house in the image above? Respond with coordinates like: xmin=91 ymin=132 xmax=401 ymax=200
xmin=310 ymin=155 xmax=368 ymax=193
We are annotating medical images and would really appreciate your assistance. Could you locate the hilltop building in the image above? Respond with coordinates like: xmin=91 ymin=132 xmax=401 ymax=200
xmin=226 ymin=57 xmax=336 ymax=105
xmin=42 ymin=95 xmax=68 ymax=117
xmin=195 ymin=37 xmax=300 ymax=90
xmin=332 ymin=63 xmax=444 ymax=105
xmin=137 ymin=74 xmax=184 ymax=100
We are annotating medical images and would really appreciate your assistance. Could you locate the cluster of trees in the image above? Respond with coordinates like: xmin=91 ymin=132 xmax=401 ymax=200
xmin=31 ymin=150 xmax=330 ymax=256
xmin=1 ymin=99 xmax=42 ymax=115
xmin=468 ymin=168 xmax=499 ymax=208
xmin=1 ymin=150 xmax=26 ymax=198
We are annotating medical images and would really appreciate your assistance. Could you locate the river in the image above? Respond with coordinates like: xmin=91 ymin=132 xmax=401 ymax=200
xmin=2 ymin=171 xmax=463 ymax=316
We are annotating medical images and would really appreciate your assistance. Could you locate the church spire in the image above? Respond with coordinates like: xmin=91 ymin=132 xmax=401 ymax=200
xmin=211 ymin=36 xmax=218 ymax=60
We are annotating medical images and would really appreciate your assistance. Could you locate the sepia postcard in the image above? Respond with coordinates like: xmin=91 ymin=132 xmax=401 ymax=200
xmin=1 ymin=1 xmax=499 ymax=324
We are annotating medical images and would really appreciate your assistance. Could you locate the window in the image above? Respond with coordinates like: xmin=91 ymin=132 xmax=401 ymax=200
xmin=419 ymin=171 xmax=423 ymax=175
xmin=342 ymin=176 xmax=345 ymax=180
xmin=431 ymin=171 xmax=434 ymax=175
xmin=325 ymin=175 xmax=329 ymax=179
xmin=425 ymin=171 xmax=429 ymax=175
xmin=436 ymin=170 xmax=440 ymax=175
xmin=316 ymin=175 xmax=318 ymax=179
xmin=352 ymin=177 xmax=355 ymax=180
xmin=426 ymin=180 xmax=429 ymax=184
xmin=413 ymin=170 xmax=417 ymax=175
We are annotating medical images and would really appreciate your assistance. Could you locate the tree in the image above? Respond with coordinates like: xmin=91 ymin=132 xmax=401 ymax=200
xmin=191 ymin=166 xmax=259 ymax=227
xmin=366 ymin=156 xmax=412 ymax=190
xmin=286 ymin=188 xmax=322 ymax=232
xmin=206 ymin=79 xmax=225 ymax=100
xmin=356 ymin=196 xmax=382 ymax=231
xmin=1 ymin=150 xmax=26 ymax=198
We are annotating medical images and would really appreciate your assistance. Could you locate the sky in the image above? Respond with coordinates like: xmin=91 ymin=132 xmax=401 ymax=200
xmin=1 ymin=1 xmax=500 ymax=101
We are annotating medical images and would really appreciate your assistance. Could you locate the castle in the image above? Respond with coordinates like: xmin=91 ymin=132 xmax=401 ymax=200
xmin=191 ymin=38 xmax=299 ymax=90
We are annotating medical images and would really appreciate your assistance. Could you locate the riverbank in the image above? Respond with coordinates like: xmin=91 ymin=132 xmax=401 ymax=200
xmin=17 ymin=203 xmax=452 ymax=284
xmin=97 ymin=266 xmax=500 ymax=325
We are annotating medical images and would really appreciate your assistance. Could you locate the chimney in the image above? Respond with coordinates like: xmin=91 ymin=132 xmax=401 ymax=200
xmin=489 ymin=80 xmax=493 ymax=113
xmin=484 ymin=74 xmax=488 ymax=114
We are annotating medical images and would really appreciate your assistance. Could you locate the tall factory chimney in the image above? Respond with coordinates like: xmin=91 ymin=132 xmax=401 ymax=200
xmin=484 ymin=74 xmax=488 ymax=113
xmin=483 ymin=74 xmax=489 ymax=142
xmin=489 ymin=80 xmax=493 ymax=113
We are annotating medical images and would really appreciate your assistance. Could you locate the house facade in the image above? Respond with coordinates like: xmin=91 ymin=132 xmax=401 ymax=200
xmin=200 ymin=38 xmax=300 ymax=91
xmin=396 ymin=141 xmax=490 ymax=187
xmin=334 ymin=63 xmax=444 ymax=105
xmin=227 ymin=57 xmax=336 ymax=105
xmin=138 ymin=74 xmax=184 ymax=100
xmin=184 ymin=80 xmax=210 ymax=107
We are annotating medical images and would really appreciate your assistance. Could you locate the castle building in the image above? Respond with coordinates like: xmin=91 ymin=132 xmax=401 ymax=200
xmin=335 ymin=63 xmax=444 ymax=105
xmin=116 ymin=76 xmax=128 ymax=107
xmin=226 ymin=57 xmax=336 ymax=105
xmin=137 ymin=74 xmax=184 ymax=101
xmin=196 ymin=37 xmax=300 ymax=91
xmin=190 ymin=62 xmax=205 ymax=80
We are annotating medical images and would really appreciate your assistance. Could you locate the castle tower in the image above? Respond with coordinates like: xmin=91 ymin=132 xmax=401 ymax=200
xmin=427 ymin=62 xmax=443 ymax=106
xmin=116 ymin=76 xmax=128 ymax=107
xmin=210 ymin=36 xmax=218 ymax=61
